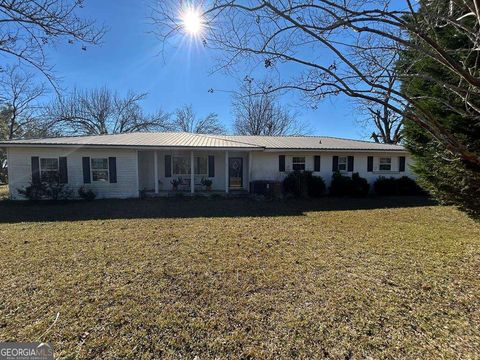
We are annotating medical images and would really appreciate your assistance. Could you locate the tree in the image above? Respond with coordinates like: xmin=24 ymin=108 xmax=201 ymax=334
xmin=46 ymin=87 xmax=171 ymax=135
xmin=232 ymin=77 xmax=304 ymax=136
xmin=152 ymin=0 xmax=480 ymax=168
xmin=399 ymin=1 xmax=480 ymax=217
xmin=0 ymin=0 xmax=104 ymax=85
xmin=356 ymin=69 xmax=403 ymax=144
xmin=172 ymin=104 xmax=225 ymax=134
xmin=0 ymin=66 xmax=50 ymax=183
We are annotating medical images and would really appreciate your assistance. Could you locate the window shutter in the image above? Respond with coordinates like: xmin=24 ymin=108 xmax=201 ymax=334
xmin=208 ymin=155 xmax=215 ymax=177
xmin=82 ymin=157 xmax=91 ymax=184
xmin=109 ymin=157 xmax=117 ymax=183
xmin=399 ymin=156 xmax=406 ymax=172
xmin=314 ymin=156 xmax=321 ymax=172
xmin=332 ymin=156 xmax=338 ymax=172
xmin=367 ymin=156 xmax=373 ymax=172
xmin=59 ymin=157 xmax=68 ymax=183
xmin=348 ymin=156 xmax=354 ymax=172
xmin=31 ymin=156 xmax=40 ymax=184
xmin=279 ymin=155 xmax=285 ymax=172
xmin=165 ymin=155 xmax=172 ymax=178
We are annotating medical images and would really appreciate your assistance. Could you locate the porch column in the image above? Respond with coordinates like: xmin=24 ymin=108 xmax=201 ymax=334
xmin=248 ymin=151 xmax=252 ymax=191
xmin=225 ymin=150 xmax=229 ymax=193
xmin=154 ymin=150 xmax=159 ymax=194
xmin=190 ymin=150 xmax=194 ymax=194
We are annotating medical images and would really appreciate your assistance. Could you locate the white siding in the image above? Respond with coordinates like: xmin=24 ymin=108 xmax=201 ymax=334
xmin=8 ymin=147 xmax=139 ymax=200
xmin=251 ymin=152 xmax=414 ymax=186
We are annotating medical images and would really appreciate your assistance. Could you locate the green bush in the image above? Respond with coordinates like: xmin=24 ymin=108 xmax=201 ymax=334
xmin=283 ymin=171 xmax=325 ymax=198
xmin=78 ymin=186 xmax=96 ymax=201
xmin=330 ymin=172 xmax=369 ymax=197
xmin=18 ymin=180 xmax=72 ymax=201
xmin=374 ymin=176 xmax=425 ymax=196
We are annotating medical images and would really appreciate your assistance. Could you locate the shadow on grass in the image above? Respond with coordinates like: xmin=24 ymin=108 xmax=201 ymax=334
xmin=0 ymin=196 xmax=437 ymax=223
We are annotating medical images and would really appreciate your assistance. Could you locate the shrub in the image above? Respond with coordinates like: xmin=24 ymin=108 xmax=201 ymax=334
xmin=283 ymin=171 xmax=326 ymax=198
xmin=18 ymin=180 xmax=72 ymax=201
xmin=374 ymin=176 xmax=425 ymax=196
xmin=78 ymin=186 xmax=96 ymax=201
xmin=330 ymin=172 xmax=369 ymax=197
xmin=306 ymin=174 xmax=326 ymax=198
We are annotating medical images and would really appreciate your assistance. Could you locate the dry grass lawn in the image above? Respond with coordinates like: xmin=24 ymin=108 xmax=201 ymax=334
xmin=0 ymin=197 xmax=479 ymax=359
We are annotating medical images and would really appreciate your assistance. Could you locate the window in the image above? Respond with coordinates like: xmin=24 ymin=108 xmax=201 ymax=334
xmin=195 ymin=156 xmax=207 ymax=175
xmin=91 ymin=158 xmax=109 ymax=182
xmin=40 ymin=158 xmax=59 ymax=181
xmin=338 ymin=156 xmax=347 ymax=172
xmin=292 ymin=157 xmax=306 ymax=171
xmin=173 ymin=156 xmax=208 ymax=175
xmin=379 ymin=157 xmax=392 ymax=171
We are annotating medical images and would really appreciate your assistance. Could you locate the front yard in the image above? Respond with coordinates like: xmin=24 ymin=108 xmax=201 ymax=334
xmin=0 ymin=197 xmax=479 ymax=358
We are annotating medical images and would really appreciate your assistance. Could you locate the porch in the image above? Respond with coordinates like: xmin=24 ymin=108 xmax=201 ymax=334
xmin=137 ymin=149 xmax=253 ymax=195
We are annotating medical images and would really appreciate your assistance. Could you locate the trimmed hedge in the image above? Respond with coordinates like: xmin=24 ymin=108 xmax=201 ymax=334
xmin=374 ymin=176 xmax=425 ymax=196
xmin=283 ymin=171 xmax=326 ymax=198
xmin=330 ymin=172 xmax=370 ymax=197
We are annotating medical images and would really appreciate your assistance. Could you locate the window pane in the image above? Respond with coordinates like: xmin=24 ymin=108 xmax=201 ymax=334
xmin=40 ymin=158 xmax=58 ymax=170
xmin=338 ymin=163 xmax=347 ymax=171
xmin=173 ymin=156 xmax=190 ymax=175
xmin=195 ymin=157 xmax=207 ymax=175
xmin=92 ymin=158 xmax=108 ymax=170
xmin=92 ymin=170 xmax=109 ymax=182
xmin=292 ymin=163 xmax=306 ymax=171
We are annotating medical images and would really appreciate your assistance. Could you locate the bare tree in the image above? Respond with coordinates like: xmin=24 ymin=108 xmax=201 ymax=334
xmin=0 ymin=66 xmax=47 ymax=140
xmin=0 ymin=65 xmax=49 ymax=182
xmin=233 ymin=77 xmax=304 ymax=135
xmin=152 ymin=0 xmax=480 ymax=168
xmin=0 ymin=0 xmax=104 ymax=86
xmin=173 ymin=104 xmax=225 ymax=134
xmin=356 ymin=69 xmax=403 ymax=144
xmin=46 ymin=87 xmax=171 ymax=135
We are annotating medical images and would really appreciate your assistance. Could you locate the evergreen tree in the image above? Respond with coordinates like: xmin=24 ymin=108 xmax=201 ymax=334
xmin=399 ymin=1 xmax=480 ymax=217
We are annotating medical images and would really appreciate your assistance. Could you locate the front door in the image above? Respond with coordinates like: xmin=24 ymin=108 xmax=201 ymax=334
xmin=229 ymin=158 xmax=243 ymax=188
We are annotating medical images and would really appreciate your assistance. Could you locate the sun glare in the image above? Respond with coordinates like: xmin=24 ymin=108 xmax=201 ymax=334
xmin=180 ymin=7 xmax=204 ymax=36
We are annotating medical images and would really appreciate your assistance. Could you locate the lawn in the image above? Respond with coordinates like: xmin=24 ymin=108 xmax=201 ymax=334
xmin=0 ymin=197 xmax=479 ymax=359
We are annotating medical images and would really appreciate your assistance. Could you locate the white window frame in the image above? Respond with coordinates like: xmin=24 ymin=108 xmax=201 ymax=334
xmin=292 ymin=156 xmax=306 ymax=171
xmin=338 ymin=156 xmax=348 ymax=172
xmin=173 ymin=155 xmax=208 ymax=176
xmin=379 ymin=157 xmax=392 ymax=171
xmin=40 ymin=158 xmax=59 ymax=180
xmin=91 ymin=158 xmax=109 ymax=182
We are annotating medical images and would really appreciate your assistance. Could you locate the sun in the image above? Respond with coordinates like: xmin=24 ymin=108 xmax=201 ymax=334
xmin=180 ymin=7 xmax=204 ymax=36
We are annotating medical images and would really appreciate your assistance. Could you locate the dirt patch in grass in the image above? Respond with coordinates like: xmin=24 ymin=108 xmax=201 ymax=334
xmin=0 ymin=198 xmax=479 ymax=358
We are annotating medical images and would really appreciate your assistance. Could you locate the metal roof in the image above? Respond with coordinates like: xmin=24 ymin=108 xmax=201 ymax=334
xmin=0 ymin=132 xmax=407 ymax=152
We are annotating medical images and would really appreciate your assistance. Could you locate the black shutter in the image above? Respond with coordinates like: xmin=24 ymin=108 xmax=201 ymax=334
xmin=59 ymin=157 xmax=68 ymax=183
xmin=314 ymin=155 xmax=321 ymax=172
xmin=31 ymin=156 xmax=40 ymax=184
xmin=332 ymin=156 xmax=338 ymax=172
xmin=279 ymin=155 xmax=285 ymax=172
xmin=367 ymin=156 xmax=373 ymax=172
xmin=399 ymin=156 xmax=406 ymax=172
xmin=109 ymin=157 xmax=117 ymax=183
xmin=165 ymin=155 xmax=172 ymax=178
xmin=82 ymin=157 xmax=91 ymax=184
xmin=208 ymin=155 xmax=215 ymax=177
xmin=348 ymin=156 xmax=354 ymax=172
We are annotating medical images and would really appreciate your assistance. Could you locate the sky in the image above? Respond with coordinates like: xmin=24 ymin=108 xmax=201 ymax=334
xmin=44 ymin=0 xmax=368 ymax=139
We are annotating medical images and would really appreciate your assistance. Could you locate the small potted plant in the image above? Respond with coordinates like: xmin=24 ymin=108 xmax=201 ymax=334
xmin=171 ymin=177 xmax=181 ymax=191
xmin=201 ymin=177 xmax=213 ymax=191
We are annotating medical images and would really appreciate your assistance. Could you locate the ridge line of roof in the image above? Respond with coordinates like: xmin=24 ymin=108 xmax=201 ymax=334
xmin=197 ymin=133 xmax=265 ymax=148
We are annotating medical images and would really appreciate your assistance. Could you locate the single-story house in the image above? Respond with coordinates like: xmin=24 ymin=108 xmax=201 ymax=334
xmin=0 ymin=132 xmax=413 ymax=199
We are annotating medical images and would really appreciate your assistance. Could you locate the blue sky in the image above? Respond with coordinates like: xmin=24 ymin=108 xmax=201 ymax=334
xmin=45 ymin=0 xmax=367 ymax=139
